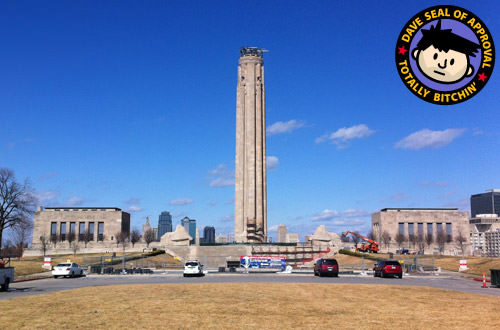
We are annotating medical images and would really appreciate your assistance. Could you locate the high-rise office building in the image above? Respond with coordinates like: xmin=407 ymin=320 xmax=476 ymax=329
xmin=181 ymin=216 xmax=196 ymax=244
xmin=158 ymin=211 xmax=173 ymax=239
xmin=203 ymin=226 xmax=216 ymax=244
xmin=277 ymin=224 xmax=287 ymax=243
xmin=471 ymin=189 xmax=500 ymax=217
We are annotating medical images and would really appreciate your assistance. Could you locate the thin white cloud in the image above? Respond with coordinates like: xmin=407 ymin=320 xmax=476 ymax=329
xmin=125 ymin=197 xmax=141 ymax=205
xmin=33 ymin=190 xmax=59 ymax=204
xmin=66 ymin=196 xmax=86 ymax=207
xmin=312 ymin=209 xmax=339 ymax=222
xmin=420 ymin=181 xmax=449 ymax=187
xmin=268 ymin=225 xmax=279 ymax=231
xmin=170 ymin=198 xmax=193 ymax=206
xmin=220 ymin=214 xmax=234 ymax=222
xmin=443 ymin=198 xmax=469 ymax=212
xmin=208 ymin=164 xmax=228 ymax=176
xmin=331 ymin=219 xmax=366 ymax=226
xmin=126 ymin=205 xmax=143 ymax=212
xmin=266 ymin=156 xmax=279 ymax=170
xmin=209 ymin=177 xmax=235 ymax=188
xmin=395 ymin=128 xmax=466 ymax=150
xmin=172 ymin=211 xmax=185 ymax=218
xmin=208 ymin=164 xmax=234 ymax=188
xmin=472 ymin=128 xmax=483 ymax=136
xmin=311 ymin=208 xmax=372 ymax=222
xmin=390 ymin=193 xmax=411 ymax=202
xmin=267 ymin=120 xmax=305 ymax=136
xmin=316 ymin=124 xmax=374 ymax=148
xmin=440 ymin=190 xmax=457 ymax=199
xmin=38 ymin=172 xmax=59 ymax=182
xmin=340 ymin=209 xmax=372 ymax=218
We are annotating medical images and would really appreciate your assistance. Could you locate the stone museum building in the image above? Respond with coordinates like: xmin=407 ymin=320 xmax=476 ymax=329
xmin=372 ymin=208 xmax=470 ymax=255
xmin=31 ymin=206 xmax=130 ymax=247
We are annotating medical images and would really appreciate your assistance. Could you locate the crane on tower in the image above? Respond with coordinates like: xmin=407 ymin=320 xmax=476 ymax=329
xmin=342 ymin=231 xmax=380 ymax=253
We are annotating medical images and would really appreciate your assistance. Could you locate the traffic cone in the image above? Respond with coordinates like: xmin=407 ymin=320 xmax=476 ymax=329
xmin=482 ymin=272 xmax=487 ymax=288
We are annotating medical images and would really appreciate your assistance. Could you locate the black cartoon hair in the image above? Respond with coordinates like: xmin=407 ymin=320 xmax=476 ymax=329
xmin=416 ymin=20 xmax=480 ymax=57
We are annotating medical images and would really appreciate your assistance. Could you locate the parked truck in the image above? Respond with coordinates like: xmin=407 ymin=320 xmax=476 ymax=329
xmin=0 ymin=258 xmax=14 ymax=291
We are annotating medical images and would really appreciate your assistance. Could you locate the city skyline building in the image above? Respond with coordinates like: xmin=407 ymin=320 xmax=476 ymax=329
xmin=158 ymin=211 xmax=173 ymax=239
xmin=277 ymin=224 xmax=287 ymax=243
xmin=181 ymin=216 xmax=196 ymax=244
xmin=203 ymin=226 xmax=216 ymax=244
xmin=234 ymin=46 xmax=268 ymax=243
xmin=471 ymin=189 xmax=500 ymax=217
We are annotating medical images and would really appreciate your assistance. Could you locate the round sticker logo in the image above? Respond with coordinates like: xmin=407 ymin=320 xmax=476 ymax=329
xmin=396 ymin=5 xmax=494 ymax=105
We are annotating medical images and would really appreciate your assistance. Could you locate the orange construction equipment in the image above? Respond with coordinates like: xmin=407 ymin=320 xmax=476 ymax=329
xmin=342 ymin=231 xmax=380 ymax=253
xmin=482 ymin=272 xmax=487 ymax=288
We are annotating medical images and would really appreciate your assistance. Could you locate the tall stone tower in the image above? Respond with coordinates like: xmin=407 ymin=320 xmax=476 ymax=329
xmin=234 ymin=47 xmax=268 ymax=243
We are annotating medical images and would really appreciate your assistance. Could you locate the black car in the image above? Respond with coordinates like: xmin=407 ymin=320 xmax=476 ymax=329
xmin=314 ymin=258 xmax=339 ymax=277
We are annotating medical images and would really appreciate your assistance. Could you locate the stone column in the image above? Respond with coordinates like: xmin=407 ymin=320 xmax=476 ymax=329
xmin=234 ymin=47 xmax=267 ymax=242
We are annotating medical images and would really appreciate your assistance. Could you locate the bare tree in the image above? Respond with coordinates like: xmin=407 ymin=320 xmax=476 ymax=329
xmin=395 ymin=232 xmax=406 ymax=249
xmin=417 ymin=234 xmax=426 ymax=254
xmin=366 ymin=231 xmax=374 ymax=240
xmin=0 ymin=168 xmax=36 ymax=250
xmin=0 ymin=239 xmax=15 ymax=257
xmin=10 ymin=219 xmax=33 ymax=257
xmin=436 ymin=231 xmax=447 ymax=255
xmin=455 ymin=230 xmax=468 ymax=256
xmin=115 ymin=231 xmax=128 ymax=247
xmin=350 ymin=231 xmax=361 ymax=249
xmin=425 ymin=233 xmax=433 ymax=251
xmin=67 ymin=231 xmax=75 ymax=249
xmin=408 ymin=234 xmax=417 ymax=250
xmin=81 ymin=229 xmax=93 ymax=248
xmin=130 ymin=228 xmax=140 ymax=248
xmin=340 ymin=232 xmax=350 ymax=243
xmin=71 ymin=241 xmax=79 ymax=256
xmin=381 ymin=231 xmax=391 ymax=251
xmin=143 ymin=228 xmax=155 ymax=248
xmin=39 ymin=234 xmax=49 ymax=256
xmin=115 ymin=231 xmax=122 ymax=248
xmin=115 ymin=231 xmax=129 ymax=254
xmin=50 ymin=232 xmax=59 ymax=248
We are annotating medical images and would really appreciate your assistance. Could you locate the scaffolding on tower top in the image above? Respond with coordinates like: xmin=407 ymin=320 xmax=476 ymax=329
xmin=240 ymin=46 xmax=268 ymax=57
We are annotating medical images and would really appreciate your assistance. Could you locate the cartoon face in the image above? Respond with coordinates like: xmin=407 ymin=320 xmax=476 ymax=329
xmin=413 ymin=45 xmax=474 ymax=84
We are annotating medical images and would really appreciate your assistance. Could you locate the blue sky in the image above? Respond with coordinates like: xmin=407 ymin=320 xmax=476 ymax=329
xmin=1 ymin=1 xmax=499 ymax=240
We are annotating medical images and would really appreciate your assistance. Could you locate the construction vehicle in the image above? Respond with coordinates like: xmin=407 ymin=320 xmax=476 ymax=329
xmin=342 ymin=231 xmax=379 ymax=253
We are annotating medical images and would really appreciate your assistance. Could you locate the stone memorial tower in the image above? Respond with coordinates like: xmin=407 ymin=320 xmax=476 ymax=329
xmin=234 ymin=47 xmax=268 ymax=243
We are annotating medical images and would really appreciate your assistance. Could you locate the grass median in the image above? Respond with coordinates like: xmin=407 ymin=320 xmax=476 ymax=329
xmin=1 ymin=283 xmax=499 ymax=329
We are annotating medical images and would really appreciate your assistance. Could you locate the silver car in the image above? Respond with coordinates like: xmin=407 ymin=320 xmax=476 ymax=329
xmin=183 ymin=260 xmax=204 ymax=277
xmin=52 ymin=262 xmax=84 ymax=278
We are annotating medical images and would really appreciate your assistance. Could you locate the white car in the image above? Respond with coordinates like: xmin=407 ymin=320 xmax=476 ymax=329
xmin=183 ymin=260 xmax=204 ymax=277
xmin=52 ymin=262 xmax=84 ymax=278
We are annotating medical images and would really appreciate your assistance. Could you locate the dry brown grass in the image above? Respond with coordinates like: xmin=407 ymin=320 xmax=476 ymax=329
xmin=432 ymin=256 xmax=500 ymax=276
xmin=0 ymin=283 xmax=498 ymax=329
xmin=341 ymin=253 xmax=500 ymax=277
xmin=9 ymin=259 xmax=50 ymax=277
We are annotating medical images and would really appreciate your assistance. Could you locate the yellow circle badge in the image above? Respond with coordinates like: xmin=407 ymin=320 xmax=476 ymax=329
xmin=396 ymin=5 xmax=494 ymax=105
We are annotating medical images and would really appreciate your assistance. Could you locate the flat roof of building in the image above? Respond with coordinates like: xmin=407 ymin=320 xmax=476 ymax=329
xmin=380 ymin=208 xmax=458 ymax=212
xmin=44 ymin=207 xmax=122 ymax=211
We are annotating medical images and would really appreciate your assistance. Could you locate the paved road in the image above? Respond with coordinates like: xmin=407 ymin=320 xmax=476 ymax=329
xmin=2 ymin=272 xmax=499 ymax=301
